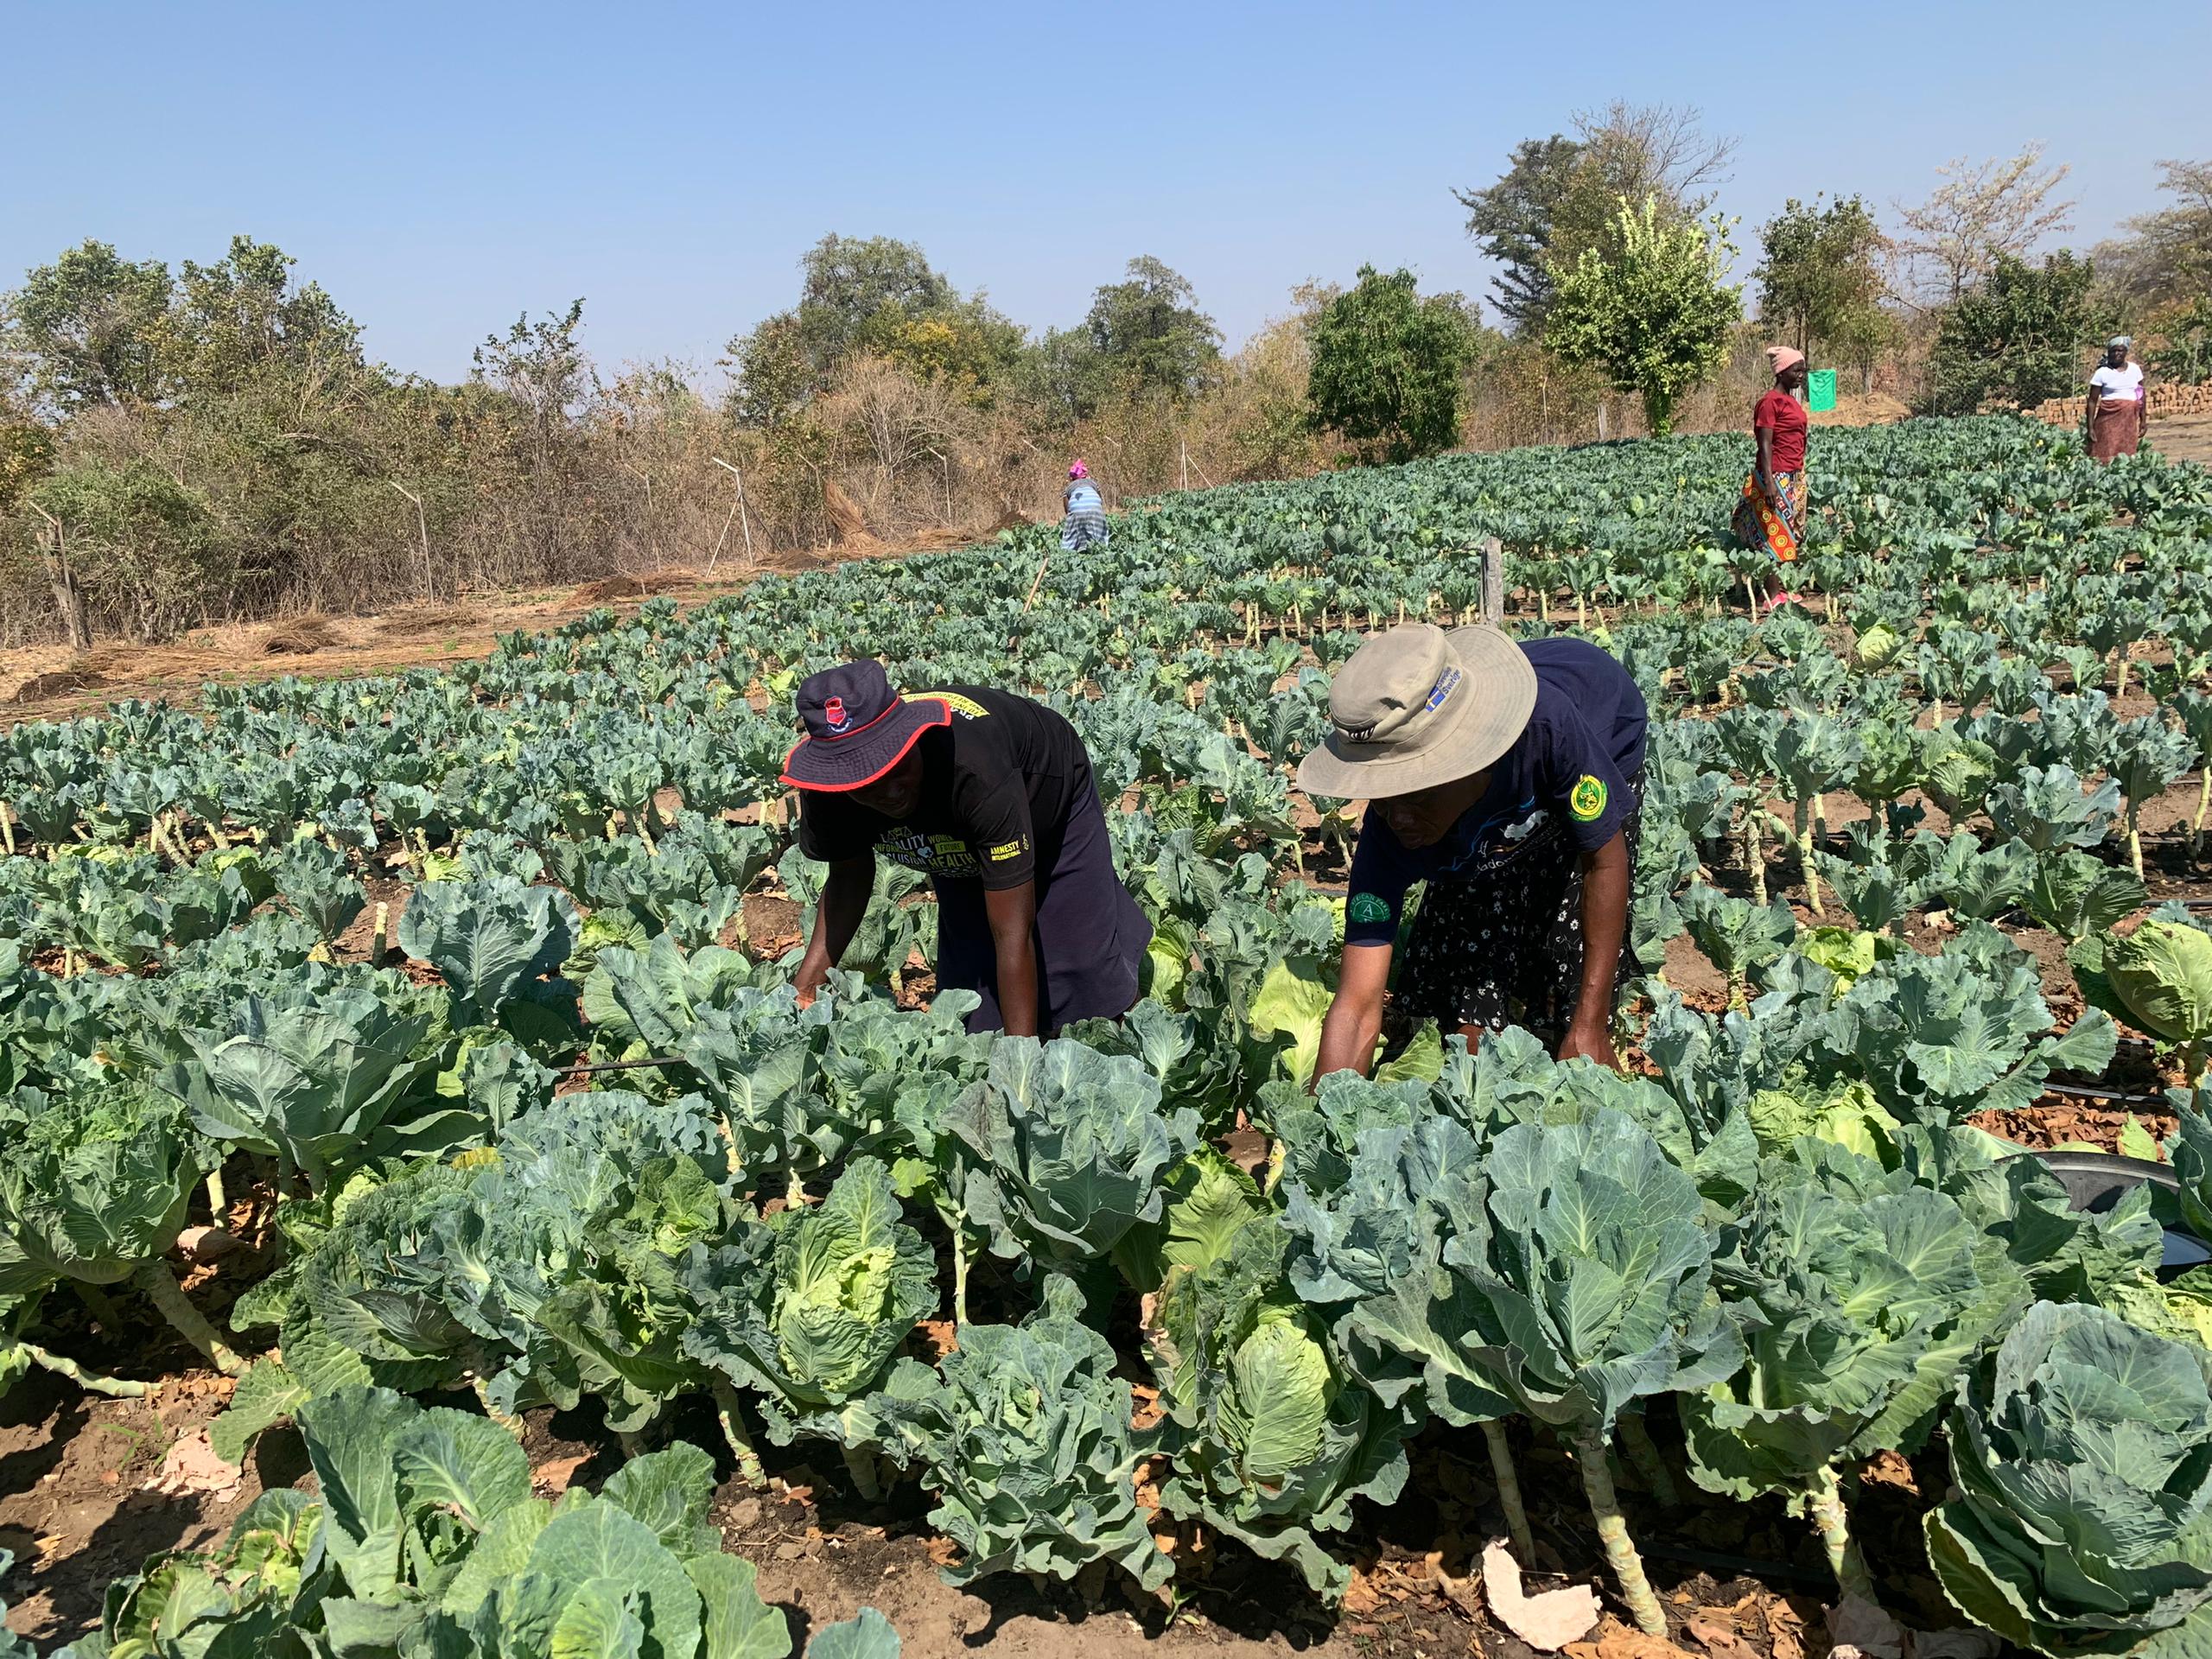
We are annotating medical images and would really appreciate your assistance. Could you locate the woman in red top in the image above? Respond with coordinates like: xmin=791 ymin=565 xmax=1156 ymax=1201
xmin=1732 ymin=346 xmax=1811 ymax=611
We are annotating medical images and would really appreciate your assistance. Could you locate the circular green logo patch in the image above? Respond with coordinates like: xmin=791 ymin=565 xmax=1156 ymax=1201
xmin=1347 ymin=893 xmax=1392 ymax=925
xmin=1568 ymin=775 xmax=1608 ymax=823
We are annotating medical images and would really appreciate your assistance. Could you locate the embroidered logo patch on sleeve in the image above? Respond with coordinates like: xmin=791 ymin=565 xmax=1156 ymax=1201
xmin=986 ymin=837 xmax=1028 ymax=862
xmin=1347 ymin=892 xmax=1392 ymax=925
xmin=1568 ymin=776 xmax=1608 ymax=823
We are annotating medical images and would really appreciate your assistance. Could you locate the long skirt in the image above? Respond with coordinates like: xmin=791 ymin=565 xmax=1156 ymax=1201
xmin=1387 ymin=773 xmax=1645 ymax=1048
xmin=1732 ymin=468 xmax=1804 ymax=564
xmin=2090 ymin=397 xmax=2143 ymax=462
xmin=1061 ymin=507 xmax=1111 ymax=552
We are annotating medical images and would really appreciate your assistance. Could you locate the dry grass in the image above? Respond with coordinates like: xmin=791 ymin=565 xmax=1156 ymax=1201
xmin=822 ymin=480 xmax=883 ymax=556
xmin=12 ymin=668 xmax=104 ymax=704
xmin=567 ymin=569 xmax=701 ymax=607
xmin=373 ymin=606 xmax=481 ymax=639
xmin=259 ymin=613 xmax=339 ymax=655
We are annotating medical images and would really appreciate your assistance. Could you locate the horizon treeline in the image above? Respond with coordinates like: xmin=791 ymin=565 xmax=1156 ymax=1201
xmin=0 ymin=102 xmax=2205 ymax=648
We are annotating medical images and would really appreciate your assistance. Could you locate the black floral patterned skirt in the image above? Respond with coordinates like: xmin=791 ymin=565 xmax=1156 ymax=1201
xmin=1387 ymin=772 xmax=1644 ymax=1046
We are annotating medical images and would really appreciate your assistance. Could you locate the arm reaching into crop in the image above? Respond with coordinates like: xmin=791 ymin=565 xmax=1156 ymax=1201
xmin=983 ymin=880 xmax=1041 ymax=1038
xmin=1313 ymin=944 xmax=1393 ymax=1083
xmin=794 ymin=855 xmax=874 ymax=1007
xmin=1556 ymin=829 xmax=1630 ymax=1072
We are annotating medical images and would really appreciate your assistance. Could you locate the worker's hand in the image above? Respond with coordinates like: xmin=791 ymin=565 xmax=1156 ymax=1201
xmin=1556 ymin=1020 xmax=1624 ymax=1074
xmin=793 ymin=958 xmax=829 ymax=1010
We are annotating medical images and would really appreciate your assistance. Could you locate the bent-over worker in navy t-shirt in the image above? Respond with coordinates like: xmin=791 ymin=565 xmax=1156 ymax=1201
xmin=1296 ymin=625 xmax=1649 ymax=1077
xmin=782 ymin=659 xmax=1150 ymax=1036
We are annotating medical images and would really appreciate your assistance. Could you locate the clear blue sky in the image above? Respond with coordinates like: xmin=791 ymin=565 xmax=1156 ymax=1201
xmin=7 ymin=0 xmax=2207 ymax=384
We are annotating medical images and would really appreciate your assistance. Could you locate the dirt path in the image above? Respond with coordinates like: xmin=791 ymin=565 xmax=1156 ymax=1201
xmin=2154 ymin=412 xmax=2212 ymax=470
xmin=0 ymin=531 xmax=958 ymax=722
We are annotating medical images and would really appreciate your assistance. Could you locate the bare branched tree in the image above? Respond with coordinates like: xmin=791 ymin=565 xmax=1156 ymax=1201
xmin=1892 ymin=145 xmax=2076 ymax=304
xmin=1570 ymin=100 xmax=1738 ymax=220
xmin=2100 ymin=159 xmax=2212 ymax=306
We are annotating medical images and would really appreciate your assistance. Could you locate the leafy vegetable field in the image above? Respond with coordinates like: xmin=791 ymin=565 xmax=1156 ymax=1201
xmin=8 ymin=416 xmax=2212 ymax=1657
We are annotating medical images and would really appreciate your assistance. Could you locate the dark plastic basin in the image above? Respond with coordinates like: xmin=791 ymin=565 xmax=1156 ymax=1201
xmin=1999 ymin=1149 xmax=2209 ymax=1273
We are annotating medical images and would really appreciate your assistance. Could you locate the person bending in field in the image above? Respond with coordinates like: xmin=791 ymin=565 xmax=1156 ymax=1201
xmin=1732 ymin=346 xmax=1811 ymax=613
xmin=1060 ymin=460 xmax=1110 ymax=553
xmin=1301 ymin=623 xmax=1648 ymax=1078
xmin=784 ymin=659 xmax=1149 ymax=1037
xmin=2086 ymin=336 xmax=2147 ymax=462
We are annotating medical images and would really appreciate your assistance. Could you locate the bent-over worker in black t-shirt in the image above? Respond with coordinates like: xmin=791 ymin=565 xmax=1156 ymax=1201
xmin=781 ymin=659 xmax=1151 ymax=1036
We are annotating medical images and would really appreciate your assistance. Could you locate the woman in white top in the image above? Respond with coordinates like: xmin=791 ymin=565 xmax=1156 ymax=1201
xmin=2085 ymin=336 xmax=2146 ymax=461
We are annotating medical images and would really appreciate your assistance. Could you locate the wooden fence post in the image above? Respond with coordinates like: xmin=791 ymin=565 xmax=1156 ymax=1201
xmin=1480 ymin=537 xmax=1504 ymax=626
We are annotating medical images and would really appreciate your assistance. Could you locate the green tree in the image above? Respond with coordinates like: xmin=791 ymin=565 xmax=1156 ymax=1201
xmin=1543 ymin=196 xmax=1743 ymax=437
xmin=28 ymin=458 xmax=224 ymax=639
xmin=170 ymin=236 xmax=365 ymax=401
xmin=1306 ymin=265 xmax=1480 ymax=463
xmin=2150 ymin=295 xmax=2212 ymax=385
xmin=1026 ymin=257 xmax=1224 ymax=421
xmin=727 ymin=234 xmax=1023 ymax=423
xmin=3 ymin=240 xmax=176 ymax=410
xmin=1458 ymin=105 xmax=1733 ymax=334
xmin=1083 ymin=256 xmax=1222 ymax=403
xmin=1756 ymin=194 xmax=1888 ymax=356
xmin=1923 ymin=251 xmax=2109 ymax=415
xmin=1455 ymin=135 xmax=1584 ymax=332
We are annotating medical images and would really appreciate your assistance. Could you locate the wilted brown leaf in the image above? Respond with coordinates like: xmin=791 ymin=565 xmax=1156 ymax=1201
xmin=1484 ymin=1540 xmax=1603 ymax=1651
xmin=1687 ymin=1617 xmax=1762 ymax=1659
xmin=534 ymin=1452 xmax=589 ymax=1496
xmin=144 ymin=1430 xmax=244 ymax=1503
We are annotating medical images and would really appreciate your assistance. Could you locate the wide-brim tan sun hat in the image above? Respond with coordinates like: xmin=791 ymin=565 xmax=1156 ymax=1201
xmin=1295 ymin=623 xmax=1537 ymax=800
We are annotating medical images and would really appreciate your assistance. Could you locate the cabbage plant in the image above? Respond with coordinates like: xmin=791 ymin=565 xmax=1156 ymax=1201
xmin=162 ymin=982 xmax=443 ymax=1193
xmin=872 ymin=1278 xmax=1170 ymax=1592
xmin=1926 ymin=1303 xmax=2212 ymax=1657
xmin=937 ymin=1036 xmax=1199 ymax=1287
xmin=683 ymin=1156 xmax=936 ymax=1493
xmin=65 ymin=1382 xmax=896 ymax=1659
xmin=1278 ymin=1116 xmax=1540 ymax=1560
xmin=2073 ymin=916 xmax=2212 ymax=1082
xmin=1438 ymin=1110 xmax=1742 ymax=1637
xmin=1147 ymin=1219 xmax=1408 ymax=1601
xmin=0 ymin=1083 xmax=242 ymax=1380
xmin=1684 ymin=1151 xmax=2024 ymax=1601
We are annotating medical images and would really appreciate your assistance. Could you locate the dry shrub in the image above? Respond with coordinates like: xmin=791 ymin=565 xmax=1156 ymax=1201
xmin=260 ymin=613 xmax=337 ymax=655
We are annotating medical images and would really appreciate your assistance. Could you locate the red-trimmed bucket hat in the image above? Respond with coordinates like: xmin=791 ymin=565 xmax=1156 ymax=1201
xmin=779 ymin=660 xmax=950 ymax=791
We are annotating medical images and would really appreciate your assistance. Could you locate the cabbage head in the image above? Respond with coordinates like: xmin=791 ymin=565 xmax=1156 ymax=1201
xmin=1149 ymin=1219 xmax=1407 ymax=1600
xmin=683 ymin=1156 xmax=936 ymax=1445
xmin=1926 ymin=1302 xmax=2212 ymax=1656
xmin=1853 ymin=622 xmax=1904 ymax=671
xmin=2102 ymin=920 xmax=2212 ymax=1051
xmin=0 ymin=1084 xmax=200 ymax=1294
xmin=872 ymin=1278 xmax=1169 ymax=1592
xmin=1685 ymin=1163 xmax=2023 ymax=1503
xmin=1745 ymin=1077 xmax=1901 ymax=1163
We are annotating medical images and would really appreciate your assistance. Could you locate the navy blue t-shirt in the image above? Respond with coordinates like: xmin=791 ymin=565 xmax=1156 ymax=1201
xmin=1342 ymin=638 xmax=1648 ymax=948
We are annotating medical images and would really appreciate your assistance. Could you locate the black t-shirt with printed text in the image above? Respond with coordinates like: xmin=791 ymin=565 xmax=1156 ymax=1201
xmin=795 ymin=687 xmax=1091 ymax=892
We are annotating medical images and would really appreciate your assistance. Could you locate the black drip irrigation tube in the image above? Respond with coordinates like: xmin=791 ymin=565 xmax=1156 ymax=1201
xmin=555 ymin=1053 xmax=686 ymax=1077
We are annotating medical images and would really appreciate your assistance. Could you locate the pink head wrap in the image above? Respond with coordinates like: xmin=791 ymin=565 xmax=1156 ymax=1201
xmin=1068 ymin=460 xmax=1088 ymax=480
xmin=1765 ymin=346 xmax=1807 ymax=376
